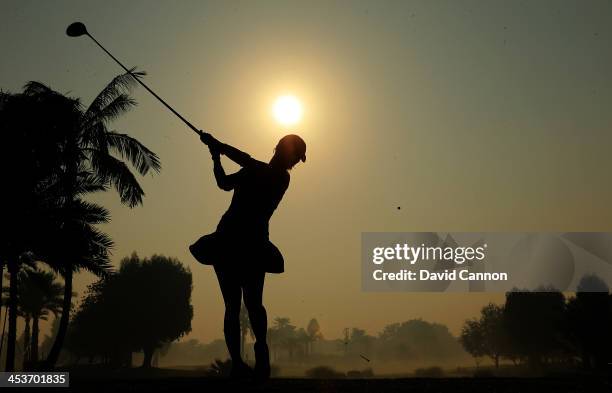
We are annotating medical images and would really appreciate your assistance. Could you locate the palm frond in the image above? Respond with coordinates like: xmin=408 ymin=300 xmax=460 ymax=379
xmin=80 ymin=226 xmax=114 ymax=277
xmin=80 ymin=121 xmax=110 ymax=152
xmin=69 ymin=200 xmax=111 ymax=225
xmin=74 ymin=174 xmax=108 ymax=195
xmin=106 ymin=131 xmax=161 ymax=175
xmin=23 ymin=81 xmax=55 ymax=96
xmin=95 ymin=94 xmax=137 ymax=125
xmin=40 ymin=171 xmax=108 ymax=202
xmin=85 ymin=68 xmax=146 ymax=119
xmin=90 ymin=151 xmax=145 ymax=207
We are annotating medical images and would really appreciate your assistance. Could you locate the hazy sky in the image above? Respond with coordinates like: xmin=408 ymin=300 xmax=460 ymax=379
xmin=2 ymin=0 xmax=612 ymax=343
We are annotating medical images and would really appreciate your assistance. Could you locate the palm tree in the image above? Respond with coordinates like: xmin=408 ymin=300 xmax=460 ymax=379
xmin=21 ymin=268 xmax=64 ymax=364
xmin=272 ymin=317 xmax=296 ymax=360
xmin=3 ymin=267 xmax=64 ymax=368
xmin=1 ymin=72 xmax=160 ymax=370
xmin=1 ymin=84 xmax=95 ymax=371
xmin=3 ymin=268 xmax=32 ymax=367
xmin=273 ymin=317 xmax=292 ymax=331
xmin=29 ymin=74 xmax=159 ymax=369
xmin=306 ymin=318 xmax=322 ymax=356
xmin=3 ymin=256 xmax=36 ymax=371
xmin=23 ymin=70 xmax=160 ymax=207
xmin=1 ymin=88 xmax=54 ymax=370
xmin=296 ymin=328 xmax=311 ymax=360
xmin=239 ymin=303 xmax=253 ymax=359
xmin=0 ymin=261 xmax=4 ymax=348
xmin=38 ymin=188 xmax=114 ymax=369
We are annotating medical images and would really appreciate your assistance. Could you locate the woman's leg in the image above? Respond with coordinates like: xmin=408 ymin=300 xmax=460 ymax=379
xmin=242 ymin=270 xmax=270 ymax=376
xmin=214 ymin=266 xmax=243 ymax=364
xmin=243 ymin=271 xmax=267 ymax=341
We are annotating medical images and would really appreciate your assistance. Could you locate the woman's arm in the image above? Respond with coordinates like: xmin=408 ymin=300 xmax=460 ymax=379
xmin=218 ymin=142 xmax=254 ymax=167
xmin=200 ymin=131 xmax=255 ymax=168
xmin=210 ymin=147 xmax=241 ymax=191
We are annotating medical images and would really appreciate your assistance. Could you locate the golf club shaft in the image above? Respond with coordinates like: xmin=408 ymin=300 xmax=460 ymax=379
xmin=86 ymin=33 xmax=201 ymax=136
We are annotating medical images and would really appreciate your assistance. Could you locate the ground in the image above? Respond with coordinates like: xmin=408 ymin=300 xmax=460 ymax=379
xmin=16 ymin=375 xmax=612 ymax=393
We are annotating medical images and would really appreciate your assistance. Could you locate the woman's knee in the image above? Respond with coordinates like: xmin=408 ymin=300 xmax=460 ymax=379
xmin=246 ymin=304 xmax=267 ymax=322
xmin=243 ymin=294 xmax=263 ymax=311
xmin=224 ymin=304 xmax=241 ymax=321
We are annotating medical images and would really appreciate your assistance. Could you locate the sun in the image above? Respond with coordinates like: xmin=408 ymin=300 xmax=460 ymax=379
xmin=273 ymin=95 xmax=303 ymax=125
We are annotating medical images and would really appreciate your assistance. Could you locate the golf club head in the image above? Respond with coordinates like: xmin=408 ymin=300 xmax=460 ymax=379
xmin=66 ymin=22 xmax=88 ymax=37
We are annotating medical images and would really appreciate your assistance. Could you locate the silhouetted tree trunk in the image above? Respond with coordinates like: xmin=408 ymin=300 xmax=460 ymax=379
xmin=23 ymin=316 xmax=31 ymax=367
xmin=494 ymin=354 xmax=499 ymax=369
xmin=581 ymin=348 xmax=590 ymax=369
xmin=45 ymin=268 xmax=72 ymax=368
xmin=528 ymin=354 xmax=541 ymax=370
xmin=5 ymin=260 xmax=18 ymax=371
xmin=0 ymin=261 xmax=3 ymax=337
xmin=0 ymin=262 xmax=3 ymax=364
xmin=31 ymin=316 xmax=39 ymax=363
xmin=142 ymin=346 xmax=155 ymax=368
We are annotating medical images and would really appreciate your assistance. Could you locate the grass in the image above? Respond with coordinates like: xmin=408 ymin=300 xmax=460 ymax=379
xmin=20 ymin=367 xmax=610 ymax=393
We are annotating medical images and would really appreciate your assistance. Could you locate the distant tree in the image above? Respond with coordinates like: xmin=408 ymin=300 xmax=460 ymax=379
xmin=267 ymin=327 xmax=277 ymax=361
xmin=39 ymin=317 xmax=61 ymax=363
xmin=152 ymin=342 xmax=171 ymax=367
xmin=159 ymin=338 xmax=228 ymax=366
xmin=377 ymin=319 xmax=464 ymax=362
xmin=504 ymin=289 xmax=566 ymax=368
xmin=67 ymin=254 xmax=192 ymax=368
xmin=348 ymin=328 xmax=375 ymax=358
xmin=239 ymin=303 xmax=253 ymax=359
xmin=271 ymin=317 xmax=297 ymax=360
xmin=378 ymin=323 xmax=400 ymax=342
xmin=566 ymin=275 xmax=612 ymax=370
xmin=305 ymin=365 xmax=345 ymax=378
xmin=273 ymin=317 xmax=292 ymax=330
xmin=110 ymin=254 xmax=193 ymax=368
xmin=66 ymin=279 xmax=122 ymax=365
xmin=460 ymin=318 xmax=485 ymax=366
xmin=479 ymin=303 xmax=508 ymax=368
xmin=306 ymin=318 xmax=322 ymax=355
xmin=460 ymin=303 xmax=509 ymax=368
xmin=294 ymin=328 xmax=310 ymax=359
xmin=17 ymin=268 xmax=64 ymax=366
xmin=2 ymin=267 xmax=65 ymax=368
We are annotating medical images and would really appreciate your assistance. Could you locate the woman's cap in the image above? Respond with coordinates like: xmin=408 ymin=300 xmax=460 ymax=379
xmin=277 ymin=134 xmax=306 ymax=162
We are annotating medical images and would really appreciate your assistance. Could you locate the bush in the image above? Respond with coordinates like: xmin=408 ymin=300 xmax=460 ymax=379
xmin=305 ymin=366 xmax=345 ymax=379
xmin=270 ymin=364 xmax=281 ymax=377
xmin=205 ymin=359 xmax=232 ymax=377
xmin=346 ymin=368 xmax=374 ymax=378
xmin=414 ymin=366 xmax=444 ymax=378
xmin=473 ymin=368 xmax=495 ymax=378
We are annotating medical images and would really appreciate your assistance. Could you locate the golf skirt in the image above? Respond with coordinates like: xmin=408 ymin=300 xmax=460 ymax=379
xmin=189 ymin=231 xmax=284 ymax=273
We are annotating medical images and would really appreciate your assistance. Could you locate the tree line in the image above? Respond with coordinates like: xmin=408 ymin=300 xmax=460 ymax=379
xmin=166 ymin=316 xmax=466 ymax=367
xmin=460 ymin=275 xmax=612 ymax=371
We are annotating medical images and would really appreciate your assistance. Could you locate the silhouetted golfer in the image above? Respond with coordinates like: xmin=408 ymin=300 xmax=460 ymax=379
xmin=189 ymin=132 xmax=306 ymax=379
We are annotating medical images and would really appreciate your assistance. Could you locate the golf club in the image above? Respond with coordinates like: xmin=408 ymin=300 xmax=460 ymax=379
xmin=66 ymin=22 xmax=201 ymax=137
